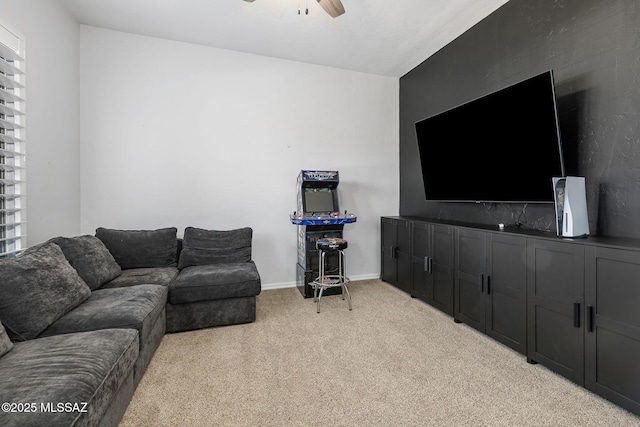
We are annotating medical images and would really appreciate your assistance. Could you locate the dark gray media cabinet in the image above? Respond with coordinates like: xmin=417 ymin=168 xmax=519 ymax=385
xmin=381 ymin=216 xmax=640 ymax=417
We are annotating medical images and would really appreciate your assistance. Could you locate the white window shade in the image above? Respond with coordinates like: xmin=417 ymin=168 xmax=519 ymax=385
xmin=0 ymin=25 xmax=26 ymax=258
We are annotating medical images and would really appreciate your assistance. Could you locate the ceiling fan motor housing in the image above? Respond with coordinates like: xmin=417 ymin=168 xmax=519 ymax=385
xmin=243 ymin=0 xmax=345 ymax=18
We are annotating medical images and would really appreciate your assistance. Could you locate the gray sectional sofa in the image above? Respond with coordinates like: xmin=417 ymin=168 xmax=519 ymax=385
xmin=0 ymin=226 xmax=261 ymax=427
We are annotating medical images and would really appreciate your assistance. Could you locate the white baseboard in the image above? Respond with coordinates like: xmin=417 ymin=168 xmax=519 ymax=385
xmin=260 ymin=273 xmax=380 ymax=291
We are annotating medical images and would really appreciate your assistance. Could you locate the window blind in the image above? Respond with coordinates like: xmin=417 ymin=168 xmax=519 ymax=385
xmin=0 ymin=24 xmax=25 ymax=258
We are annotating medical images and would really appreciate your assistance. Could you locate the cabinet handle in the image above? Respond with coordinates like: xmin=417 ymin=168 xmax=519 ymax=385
xmin=486 ymin=275 xmax=491 ymax=294
xmin=392 ymin=246 xmax=397 ymax=259
xmin=423 ymin=257 xmax=434 ymax=273
xmin=573 ymin=302 xmax=581 ymax=328
xmin=478 ymin=274 xmax=484 ymax=292
xmin=587 ymin=305 xmax=594 ymax=332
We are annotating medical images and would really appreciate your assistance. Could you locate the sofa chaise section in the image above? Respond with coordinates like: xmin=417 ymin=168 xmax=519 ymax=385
xmin=0 ymin=327 xmax=139 ymax=427
xmin=166 ymin=261 xmax=260 ymax=332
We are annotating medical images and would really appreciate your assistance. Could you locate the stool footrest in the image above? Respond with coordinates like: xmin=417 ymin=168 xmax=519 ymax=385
xmin=310 ymin=276 xmax=351 ymax=288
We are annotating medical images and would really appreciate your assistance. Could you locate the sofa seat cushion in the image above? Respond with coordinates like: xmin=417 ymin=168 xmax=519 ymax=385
xmin=49 ymin=235 xmax=122 ymax=290
xmin=96 ymin=227 xmax=178 ymax=269
xmin=169 ymin=261 xmax=261 ymax=305
xmin=0 ymin=328 xmax=138 ymax=427
xmin=101 ymin=267 xmax=179 ymax=289
xmin=0 ymin=241 xmax=91 ymax=341
xmin=39 ymin=285 xmax=168 ymax=355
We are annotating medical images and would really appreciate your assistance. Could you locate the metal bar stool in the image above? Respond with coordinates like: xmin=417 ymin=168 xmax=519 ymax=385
xmin=311 ymin=237 xmax=352 ymax=313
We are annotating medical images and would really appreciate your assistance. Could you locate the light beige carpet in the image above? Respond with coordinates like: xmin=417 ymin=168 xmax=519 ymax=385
xmin=120 ymin=280 xmax=640 ymax=426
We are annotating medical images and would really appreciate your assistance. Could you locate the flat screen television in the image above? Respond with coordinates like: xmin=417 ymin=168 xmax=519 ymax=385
xmin=415 ymin=70 xmax=565 ymax=203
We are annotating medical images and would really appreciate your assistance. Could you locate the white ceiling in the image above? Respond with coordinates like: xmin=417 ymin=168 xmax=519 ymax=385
xmin=58 ymin=0 xmax=509 ymax=78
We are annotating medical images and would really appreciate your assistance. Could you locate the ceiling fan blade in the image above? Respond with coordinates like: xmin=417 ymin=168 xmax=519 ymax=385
xmin=317 ymin=0 xmax=345 ymax=18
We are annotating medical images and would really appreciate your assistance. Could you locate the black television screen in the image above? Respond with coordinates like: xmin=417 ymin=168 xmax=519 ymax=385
xmin=415 ymin=70 xmax=565 ymax=203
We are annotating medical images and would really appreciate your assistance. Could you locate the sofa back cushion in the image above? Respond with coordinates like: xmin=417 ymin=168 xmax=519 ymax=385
xmin=178 ymin=227 xmax=252 ymax=269
xmin=0 ymin=242 xmax=91 ymax=340
xmin=96 ymin=227 xmax=178 ymax=269
xmin=0 ymin=322 xmax=13 ymax=357
xmin=49 ymin=235 xmax=122 ymax=290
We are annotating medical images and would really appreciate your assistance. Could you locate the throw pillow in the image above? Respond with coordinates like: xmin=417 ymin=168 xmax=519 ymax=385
xmin=95 ymin=227 xmax=178 ymax=269
xmin=0 ymin=242 xmax=92 ymax=340
xmin=178 ymin=227 xmax=252 ymax=269
xmin=49 ymin=235 xmax=122 ymax=290
xmin=0 ymin=322 xmax=13 ymax=357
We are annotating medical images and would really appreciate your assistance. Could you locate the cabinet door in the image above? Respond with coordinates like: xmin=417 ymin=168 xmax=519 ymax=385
xmin=380 ymin=217 xmax=397 ymax=284
xmin=411 ymin=221 xmax=430 ymax=300
xmin=430 ymin=224 xmax=454 ymax=316
xmin=380 ymin=218 xmax=411 ymax=293
xmin=527 ymin=238 xmax=585 ymax=385
xmin=486 ymin=233 xmax=527 ymax=355
xmin=396 ymin=220 xmax=412 ymax=293
xmin=585 ymin=246 xmax=640 ymax=415
xmin=455 ymin=228 xmax=486 ymax=332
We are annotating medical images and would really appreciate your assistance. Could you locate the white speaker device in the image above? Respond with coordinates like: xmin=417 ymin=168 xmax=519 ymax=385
xmin=553 ymin=176 xmax=589 ymax=237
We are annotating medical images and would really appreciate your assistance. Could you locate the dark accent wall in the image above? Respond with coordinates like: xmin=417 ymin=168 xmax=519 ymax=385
xmin=399 ymin=0 xmax=640 ymax=238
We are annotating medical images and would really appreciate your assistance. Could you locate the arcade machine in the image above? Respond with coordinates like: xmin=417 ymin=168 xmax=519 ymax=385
xmin=290 ymin=170 xmax=356 ymax=298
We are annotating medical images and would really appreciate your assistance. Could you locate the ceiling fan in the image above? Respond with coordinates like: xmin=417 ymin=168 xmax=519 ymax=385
xmin=243 ymin=0 xmax=345 ymax=18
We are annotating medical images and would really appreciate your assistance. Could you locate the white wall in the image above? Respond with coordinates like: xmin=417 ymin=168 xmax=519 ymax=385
xmin=0 ymin=0 xmax=81 ymax=244
xmin=80 ymin=26 xmax=399 ymax=287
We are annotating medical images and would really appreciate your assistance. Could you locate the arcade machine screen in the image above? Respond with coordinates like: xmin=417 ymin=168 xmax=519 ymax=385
xmin=304 ymin=188 xmax=337 ymax=213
